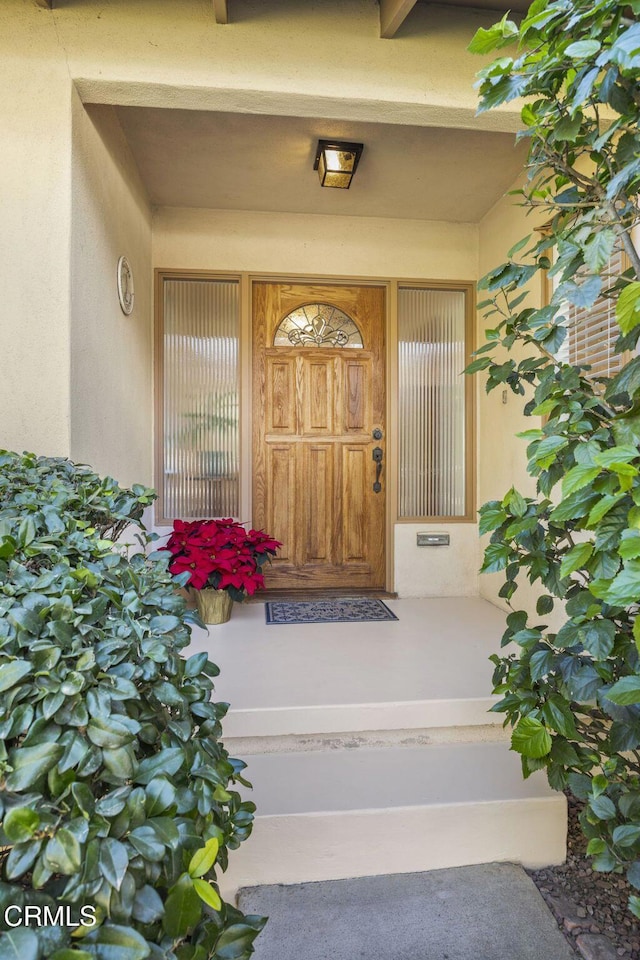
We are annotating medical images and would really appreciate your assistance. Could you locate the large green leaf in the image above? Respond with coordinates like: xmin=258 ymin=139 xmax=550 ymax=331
xmin=542 ymin=696 xmax=578 ymax=739
xmin=3 ymin=806 xmax=40 ymax=843
xmin=145 ymin=778 xmax=177 ymax=817
xmin=578 ymin=620 xmax=616 ymax=659
xmin=134 ymin=748 xmax=184 ymax=785
xmin=214 ymin=923 xmax=264 ymax=960
xmin=607 ymin=676 xmax=640 ymax=705
xmin=511 ymin=716 xmax=552 ymax=758
xmin=132 ymin=885 xmax=164 ymax=925
xmin=82 ymin=925 xmax=150 ymax=960
xmin=192 ymin=878 xmax=222 ymax=912
xmin=189 ymin=837 xmax=220 ymax=878
xmin=0 ymin=660 xmax=32 ymax=693
xmin=0 ymin=929 xmax=39 ymax=960
xmin=560 ymin=541 xmax=593 ymax=578
xmin=99 ymin=838 xmax=129 ymax=891
xmin=481 ymin=543 xmax=510 ymax=573
xmin=602 ymin=561 xmax=640 ymax=605
xmin=562 ymin=464 xmax=601 ymax=497
xmin=5 ymin=742 xmax=64 ymax=791
xmin=590 ymin=795 xmax=617 ymax=820
xmin=43 ymin=828 xmax=82 ymax=875
xmin=129 ymin=825 xmax=165 ymax=862
xmin=163 ymin=876 xmax=202 ymax=938
xmin=87 ymin=717 xmax=136 ymax=749
xmin=617 ymin=281 xmax=640 ymax=335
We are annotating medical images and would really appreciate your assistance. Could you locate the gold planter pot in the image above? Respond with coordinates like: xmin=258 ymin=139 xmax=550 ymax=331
xmin=196 ymin=588 xmax=234 ymax=625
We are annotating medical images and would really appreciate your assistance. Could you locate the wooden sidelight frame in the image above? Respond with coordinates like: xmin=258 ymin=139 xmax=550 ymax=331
xmin=154 ymin=270 xmax=477 ymax=593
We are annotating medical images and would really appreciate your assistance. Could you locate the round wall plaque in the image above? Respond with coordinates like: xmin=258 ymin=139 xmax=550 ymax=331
xmin=117 ymin=256 xmax=134 ymax=315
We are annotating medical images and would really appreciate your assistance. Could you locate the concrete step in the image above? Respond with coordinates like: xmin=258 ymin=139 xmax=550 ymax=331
xmin=237 ymin=865 xmax=576 ymax=960
xmin=219 ymin=740 xmax=566 ymax=898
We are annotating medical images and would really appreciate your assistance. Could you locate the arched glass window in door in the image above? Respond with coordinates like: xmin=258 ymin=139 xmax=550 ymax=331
xmin=273 ymin=303 xmax=364 ymax=348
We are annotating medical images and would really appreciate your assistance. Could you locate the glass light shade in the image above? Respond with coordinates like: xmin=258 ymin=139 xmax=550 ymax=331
xmin=315 ymin=141 xmax=363 ymax=189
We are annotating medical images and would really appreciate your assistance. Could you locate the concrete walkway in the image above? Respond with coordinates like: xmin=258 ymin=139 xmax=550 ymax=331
xmin=238 ymin=864 xmax=575 ymax=960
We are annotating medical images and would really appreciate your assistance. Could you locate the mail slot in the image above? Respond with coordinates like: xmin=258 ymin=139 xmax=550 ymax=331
xmin=417 ymin=532 xmax=450 ymax=547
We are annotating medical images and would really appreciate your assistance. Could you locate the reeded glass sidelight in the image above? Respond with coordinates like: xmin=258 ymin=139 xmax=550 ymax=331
xmin=162 ymin=278 xmax=240 ymax=519
xmin=398 ymin=288 xmax=467 ymax=518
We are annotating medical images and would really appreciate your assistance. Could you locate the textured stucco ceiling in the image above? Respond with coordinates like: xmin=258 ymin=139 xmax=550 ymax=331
xmin=116 ymin=107 xmax=527 ymax=223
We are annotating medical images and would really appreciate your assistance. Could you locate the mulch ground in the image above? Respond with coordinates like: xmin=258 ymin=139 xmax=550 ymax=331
xmin=528 ymin=793 xmax=640 ymax=958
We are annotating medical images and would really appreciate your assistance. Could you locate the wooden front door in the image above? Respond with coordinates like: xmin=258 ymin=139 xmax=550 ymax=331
xmin=253 ymin=282 xmax=386 ymax=590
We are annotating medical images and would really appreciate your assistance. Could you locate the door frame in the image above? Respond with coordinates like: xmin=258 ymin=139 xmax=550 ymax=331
xmin=244 ymin=274 xmax=394 ymax=592
xmin=154 ymin=269 xmax=477 ymax=596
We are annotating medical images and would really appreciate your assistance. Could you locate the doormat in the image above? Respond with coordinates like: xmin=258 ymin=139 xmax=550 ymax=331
xmin=265 ymin=598 xmax=398 ymax=624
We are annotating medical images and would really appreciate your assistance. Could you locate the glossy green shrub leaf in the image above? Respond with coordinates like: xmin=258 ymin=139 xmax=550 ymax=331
xmin=0 ymin=660 xmax=32 ymax=692
xmin=81 ymin=925 xmax=149 ymax=960
xmin=0 ymin=929 xmax=39 ymax=960
xmin=189 ymin=837 xmax=220 ymax=878
xmin=99 ymin=838 xmax=129 ymax=891
xmin=3 ymin=806 xmax=40 ymax=843
xmin=5 ymin=742 xmax=64 ymax=791
xmin=163 ymin=876 xmax=202 ymax=938
xmin=193 ymin=878 xmax=222 ymax=911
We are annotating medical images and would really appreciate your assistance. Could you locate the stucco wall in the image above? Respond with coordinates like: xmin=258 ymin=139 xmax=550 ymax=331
xmin=154 ymin=206 xmax=480 ymax=596
xmin=69 ymin=97 xmax=153 ymax=486
xmin=395 ymin=524 xmax=480 ymax=597
xmin=477 ymin=181 xmax=545 ymax=613
xmin=0 ymin=4 xmax=72 ymax=456
xmin=153 ymin=207 xmax=478 ymax=280
xmin=41 ymin=0 xmax=519 ymax=134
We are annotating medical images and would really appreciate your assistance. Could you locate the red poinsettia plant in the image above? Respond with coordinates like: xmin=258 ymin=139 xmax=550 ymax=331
xmin=163 ymin=518 xmax=282 ymax=601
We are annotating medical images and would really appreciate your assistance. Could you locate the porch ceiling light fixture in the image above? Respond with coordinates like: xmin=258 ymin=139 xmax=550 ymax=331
xmin=314 ymin=140 xmax=364 ymax=189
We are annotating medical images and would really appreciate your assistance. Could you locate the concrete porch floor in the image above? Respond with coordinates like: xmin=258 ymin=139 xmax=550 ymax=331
xmin=186 ymin=597 xmax=509 ymax=740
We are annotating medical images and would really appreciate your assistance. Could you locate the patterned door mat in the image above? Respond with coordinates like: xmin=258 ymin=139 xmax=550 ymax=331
xmin=265 ymin=597 xmax=399 ymax=624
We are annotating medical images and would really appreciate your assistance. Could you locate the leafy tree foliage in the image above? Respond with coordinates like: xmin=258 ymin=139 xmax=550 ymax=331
xmin=468 ymin=0 xmax=640 ymax=916
xmin=0 ymin=452 xmax=264 ymax=959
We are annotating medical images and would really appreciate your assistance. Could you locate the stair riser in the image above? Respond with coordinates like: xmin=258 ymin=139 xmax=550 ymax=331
xmin=224 ymin=697 xmax=502 ymax=739
xmin=219 ymin=796 xmax=567 ymax=900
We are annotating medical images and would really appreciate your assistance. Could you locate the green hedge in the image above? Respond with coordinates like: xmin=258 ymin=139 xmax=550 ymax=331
xmin=0 ymin=451 xmax=264 ymax=960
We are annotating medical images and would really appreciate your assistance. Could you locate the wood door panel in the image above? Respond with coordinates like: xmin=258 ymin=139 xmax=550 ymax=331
xmin=303 ymin=444 xmax=335 ymax=563
xmin=303 ymin=357 xmax=335 ymax=435
xmin=343 ymin=358 xmax=371 ymax=433
xmin=266 ymin=444 xmax=298 ymax=565
xmin=266 ymin=357 xmax=297 ymax=434
xmin=253 ymin=281 xmax=386 ymax=590
xmin=342 ymin=444 xmax=367 ymax=561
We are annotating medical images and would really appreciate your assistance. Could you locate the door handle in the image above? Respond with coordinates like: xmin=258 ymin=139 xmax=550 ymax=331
xmin=372 ymin=446 xmax=383 ymax=493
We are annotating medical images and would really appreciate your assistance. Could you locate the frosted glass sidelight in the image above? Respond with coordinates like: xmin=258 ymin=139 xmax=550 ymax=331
xmin=162 ymin=278 xmax=240 ymax=519
xmin=398 ymin=288 xmax=466 ymax=518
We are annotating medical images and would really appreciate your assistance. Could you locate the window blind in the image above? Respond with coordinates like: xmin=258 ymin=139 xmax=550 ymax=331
xmin=398 ymin=288 xmax=467 ymax=518
xmin=161 ymin=278 xmax=240 ymax=520
xmin=556 ymin=245 xmax=626 ymax=378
